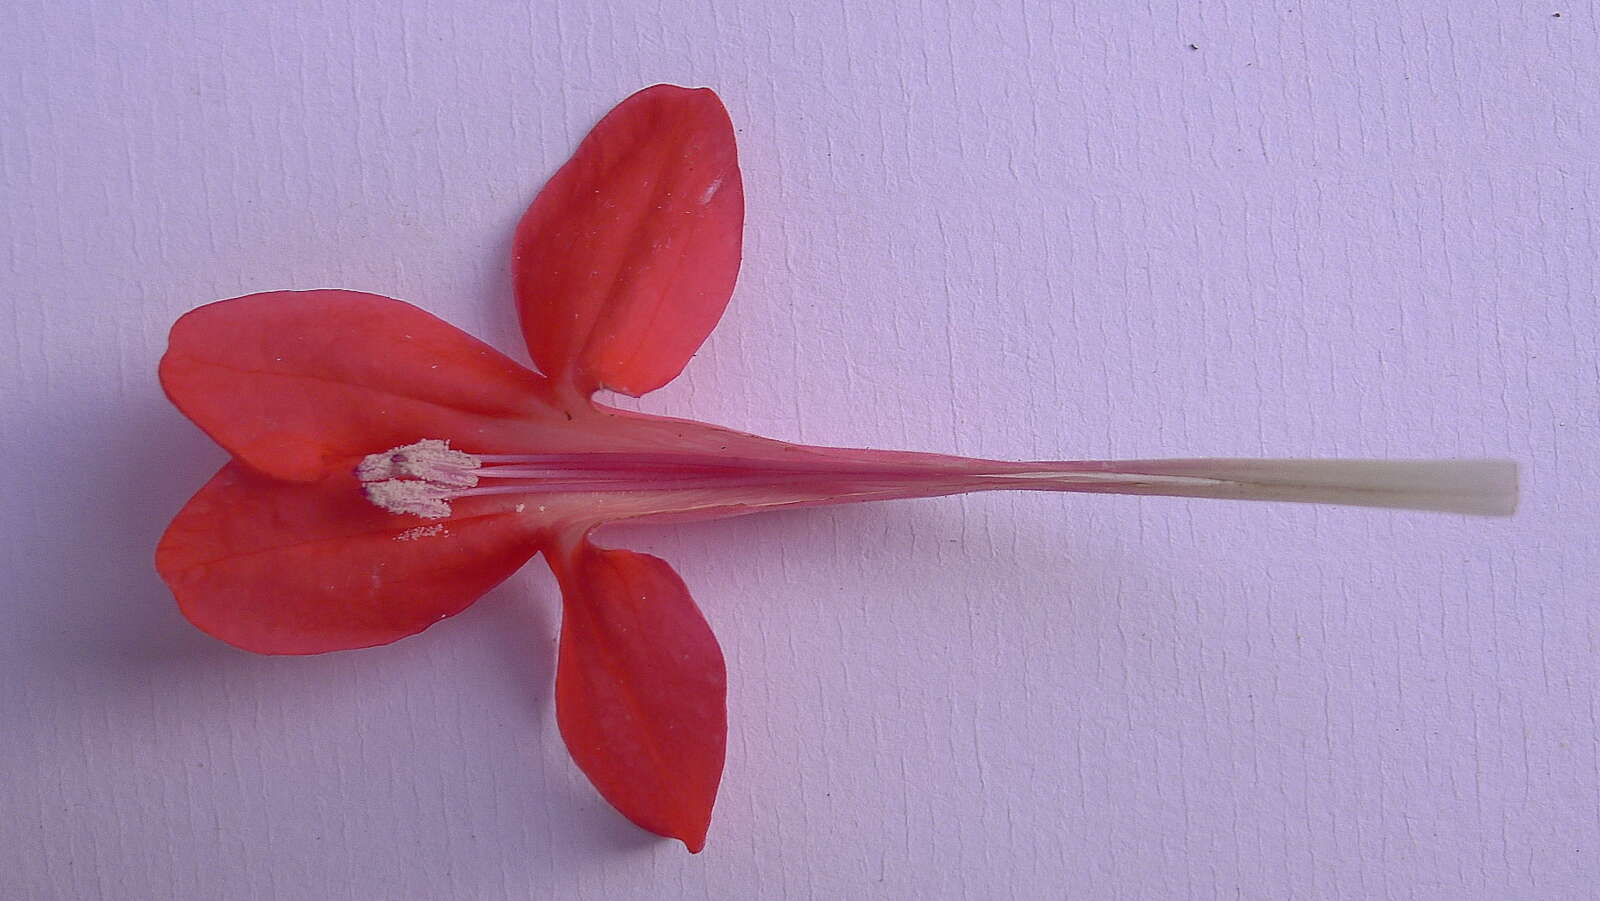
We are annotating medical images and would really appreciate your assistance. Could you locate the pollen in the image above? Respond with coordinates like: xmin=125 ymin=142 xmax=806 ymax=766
xmin=356 ymin=438 xmax=481 ymax=486
xmin=396 ymin=523 xmax=448 ymax=541
xmin=357 ymin=439 xmax=483 ymax=518
xmin=363 ymin=479 xmax=455 ymax=518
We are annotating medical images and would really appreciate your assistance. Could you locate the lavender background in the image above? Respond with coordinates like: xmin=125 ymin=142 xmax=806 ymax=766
xmin=3 ymin=1 xmax=1596 ymax=898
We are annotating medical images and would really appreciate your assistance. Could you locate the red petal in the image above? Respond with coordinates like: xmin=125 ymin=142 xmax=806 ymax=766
xmin=513 ymin=85 xmax=744 ymax=397
xmin=156 ymin=462 xmax=542 ymax=654
xmin=549 ymin=539 xmax=727 ymax=852
xmin=160 ymin=290 xmax=559 ymax=482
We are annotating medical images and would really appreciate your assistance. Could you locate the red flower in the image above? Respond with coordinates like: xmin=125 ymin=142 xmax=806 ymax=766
xmin=156 ymin=85 xmax=1517 ymax=853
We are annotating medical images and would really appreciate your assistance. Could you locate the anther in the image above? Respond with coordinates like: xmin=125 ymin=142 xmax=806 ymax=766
xmin=357 ymin=439 xmax=483 ymax=518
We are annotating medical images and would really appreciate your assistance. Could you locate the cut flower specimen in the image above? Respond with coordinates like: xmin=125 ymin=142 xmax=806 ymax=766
xmin=156 ymin=85 xmax=1517 ymax=853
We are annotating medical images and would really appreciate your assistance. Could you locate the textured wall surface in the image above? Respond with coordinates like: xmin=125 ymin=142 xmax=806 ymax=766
xmin=3 ymin=1 xmax=1597 ymax=898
